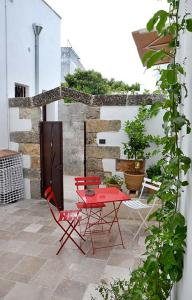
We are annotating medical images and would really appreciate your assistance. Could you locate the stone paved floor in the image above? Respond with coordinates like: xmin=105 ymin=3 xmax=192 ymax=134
xmin=0 ymin=198 xmax=146 ymax=300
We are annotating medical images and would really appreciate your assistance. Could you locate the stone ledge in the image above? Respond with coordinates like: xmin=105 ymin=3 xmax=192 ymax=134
xmin=9 ymin=85 xmax=163 ymax=108
xmin=31 ymin=156 xmax=40 ymax=169
xmin=86 ymin=133 xmax=97 ymax=145
xmin=23 ymin=168 xmax=40 ymax=179
xmin=87 ymin=171 xmax=105 ymax=180
xmin=92 ymin=94 xmax=163 ymax=106
xmin=86 ymin=107 xmax=100 ymax=119
xmin=86 ymin=120 xmax=121 ymax=133
xmin=86 ymin=158 xmax=103 ymax=172
xmin=19 ymin=107 xmax=41 ymax=119
xmin=30 ymin=179 xmax=41 ymax=199
xmin=19 ymin=144 xmax=40 ymax=156
xmin=10 ymin=131 xmax=39 ymax=144
xmin=86 ymin=146 xmax=120 ymax=159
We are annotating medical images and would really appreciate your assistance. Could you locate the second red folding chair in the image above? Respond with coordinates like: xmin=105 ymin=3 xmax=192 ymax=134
xmin=44 ymin=186 xmax=86 ymax=255
xmin=75 ymin=176 xmax=105 ymax=237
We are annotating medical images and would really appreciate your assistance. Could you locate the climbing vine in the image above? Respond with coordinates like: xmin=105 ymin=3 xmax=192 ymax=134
xmin=96 ymin=0 xmax=192 ymax=299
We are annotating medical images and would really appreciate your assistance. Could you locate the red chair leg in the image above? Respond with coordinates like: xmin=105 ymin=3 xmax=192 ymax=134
xmin=56 ymin=220 xmax=86 ymax=255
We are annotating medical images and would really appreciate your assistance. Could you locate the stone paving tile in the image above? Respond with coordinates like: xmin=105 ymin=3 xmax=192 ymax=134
xmin=82 ymin=283 xmax=103 ymax=300
xmin=0 ymin=198 xmax=147 ymax=299
xmin=6 ymin=221 xmax=31 ymax=232
xmin=13 ymin=241 xmax=47 ymax=256
xmin=1 ymin=240 xmax=26 ymax=253
xmin=23 ymin=223 xmax=43 ymax=233
xmin=0 ymin=279 xmax=16 ymax=299
xmin=4 ymin=282 xmax=53 ymax=300
xmin=38 ymin=234 xmax=58 ymax=245
xmin=0 ymin=252 xmax=24 ymax=276
xmin=100 ymin=265 xmax=131 ymax=284
xmin=9 ymin=208 xmax=30 ymax=216
xmin=53 ymin=279 xmax=87 ymax=300
xmin=0 ymin=230 xmax=16 ymax=241
xmin=107 ymin=252 xmax=135 ymax=269
xmin=86 ymin=247 xmax=111 ymax=261
xmin=5 ymin=271 xmax=31 ymax=284
xmin=30 ymin=258 xmax=72 ymax=289
xmin=68 ymin=258 xmax=106 ymax=284
xmin=14 ymin=231 xmax=43 ymax=242
xmin=11 ymin=255 xmax=46 ymax=279
xmin=37 ymin=225 xmax=56 ymax=234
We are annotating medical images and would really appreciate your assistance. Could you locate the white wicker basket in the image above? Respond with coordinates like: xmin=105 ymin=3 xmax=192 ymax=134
xmin=0 ymin=151 xmax=24 ymax=204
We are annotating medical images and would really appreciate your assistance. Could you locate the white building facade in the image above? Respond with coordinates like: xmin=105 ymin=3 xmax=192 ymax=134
xmin=0 ymin=0 xmax=61 ymax=149
xmin=61 ymin=47 xmax=84 ymax=82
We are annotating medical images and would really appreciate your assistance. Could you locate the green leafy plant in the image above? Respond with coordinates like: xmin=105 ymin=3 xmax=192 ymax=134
xmin=146 ymin=164 xmax=162 ymax=180
xmin=96 ymin=1 xmax=192 ymax=299
xmin=123 ymin=106 xmax=158 ymax=160
xmin=63 ymin=69 xmax=141 ymax=102
xmin=103 ymin=175 xmax=124 ymax=186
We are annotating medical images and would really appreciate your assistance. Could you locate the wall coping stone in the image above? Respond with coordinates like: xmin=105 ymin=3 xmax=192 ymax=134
xmin=9 ymin=86 xmax=163 ymax=108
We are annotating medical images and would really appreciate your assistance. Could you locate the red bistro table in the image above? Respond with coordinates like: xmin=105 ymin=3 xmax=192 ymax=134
xmin=76 ymin=187 xmax=131 ymax=253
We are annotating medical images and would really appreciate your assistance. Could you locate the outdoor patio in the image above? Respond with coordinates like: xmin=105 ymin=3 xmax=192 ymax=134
xmin=0 ymin=192 xmax=146 ymax=300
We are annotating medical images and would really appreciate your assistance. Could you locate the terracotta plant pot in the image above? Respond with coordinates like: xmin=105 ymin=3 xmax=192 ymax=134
xmin=124 ymin=172 xmax=145 ymax=192
xmin=106 ymin=183 xmax=121 ymax=190
xmin=116 ymin=159 xmax=145 ymax=173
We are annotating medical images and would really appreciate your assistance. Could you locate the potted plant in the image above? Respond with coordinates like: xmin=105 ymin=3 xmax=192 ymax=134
xmin=103 ymin=175 xmax=123 ymax=190
xmin=122 ymin=106 xmax=153 ymax=192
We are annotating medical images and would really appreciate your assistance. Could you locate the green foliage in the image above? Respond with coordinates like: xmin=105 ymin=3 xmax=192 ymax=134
xmin=64 ymin=69 xmax=109 ymax=95
xmin=146 ymin=164 xmax=162 ymax=180
xmin=97 ymin=1 xmax=191 ymax=299
xmin=123 ymin=106 xmax=159 ymax=160
xmin=103 ymin=175 xmax=124 ymax=186
xmin=63 ymin=69 xmax=140 ymax=103
xmin=108 ymin=79 xmax=140 ymax=94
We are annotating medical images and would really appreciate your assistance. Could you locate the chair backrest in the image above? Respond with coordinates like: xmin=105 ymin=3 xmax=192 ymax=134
xmin=44 ymin=186 xmax=61 ymax=221
xmin=139 ymin=177 xmax=161 ymax=200
xmin=75 ymin=176 xmax=101 ymax=189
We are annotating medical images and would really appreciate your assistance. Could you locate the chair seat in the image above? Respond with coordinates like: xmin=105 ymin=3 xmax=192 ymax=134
xmin=76 ymin=202 xmax=105 ymax=209
xmin=59 ymin=210 xmax=82 ymax=222
xmin=123 ymin=199 xmax=151 ymax=210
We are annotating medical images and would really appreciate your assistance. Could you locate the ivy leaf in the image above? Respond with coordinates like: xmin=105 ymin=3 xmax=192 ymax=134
xmin=156 ymin=11 xmax=169 ymax=33
xmin=181 ymin=156 xmax=191 ymax=174
xmin=163 ymin=111 xmax=171 ymax=122
xmin=147 ymin=10 xmax=169 ymax=33
xmin=147 ymin=15 xmax=158 ymax=32
xmin=142 ymin=50 xmax=155 ymax=65
xmin=186 ymin=18 xmax=192 ymax=32
xmin=176 ymin=64 xmax=185 ymax=75
xmin=146 ymin=50 xmax=166 ymax=68
xmin=167 ymin=69 xmax=177 ymax=84
xmin=182 ymin=181 xmax=188 ymax=186
xmin=173 ymin=116 xmax=186 ymax=129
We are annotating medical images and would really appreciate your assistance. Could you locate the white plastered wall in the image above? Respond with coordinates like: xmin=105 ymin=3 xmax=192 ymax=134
xmin=98 ymin=106 xmax=164 ymax=177
xmin=3 ymin=0 xmax=61 ymax=198
xmin=176 ymin=0 xmax=192 ymax=299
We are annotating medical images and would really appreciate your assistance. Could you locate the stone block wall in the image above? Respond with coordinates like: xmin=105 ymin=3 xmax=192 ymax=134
xmin=9 ymin=88 xmax=162 ymax=199
xmin=58 ymin=101 xmax=100 ymax=176
xmin=9 ymin=107 xmax=41 ymax=199
xmin=86 ymin=119 xmax=121 ymax=178
xmin=58 ymin=101 xmax=122 ymax=178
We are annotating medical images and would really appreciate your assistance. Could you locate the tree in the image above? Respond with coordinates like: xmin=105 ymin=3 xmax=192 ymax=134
xmin=63 ymin=69 xmax=140 ymax=99
xmin=64 ymin=69 xmax=109 ymax=95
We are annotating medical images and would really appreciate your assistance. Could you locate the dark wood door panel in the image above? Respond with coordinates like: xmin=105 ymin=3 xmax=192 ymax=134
xmin=40 ymin=121 xmax=63 ymax=209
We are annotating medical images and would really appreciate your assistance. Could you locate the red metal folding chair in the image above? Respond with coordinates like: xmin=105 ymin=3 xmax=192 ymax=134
xmin=44 ymin=186 xmax=86 ymax=255
xmin=75 ymin=176 xmax=105 ymax=237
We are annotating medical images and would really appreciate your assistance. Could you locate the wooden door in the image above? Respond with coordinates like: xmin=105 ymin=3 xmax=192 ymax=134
xmin=40 ymin=121 xmax=63 ymax=209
